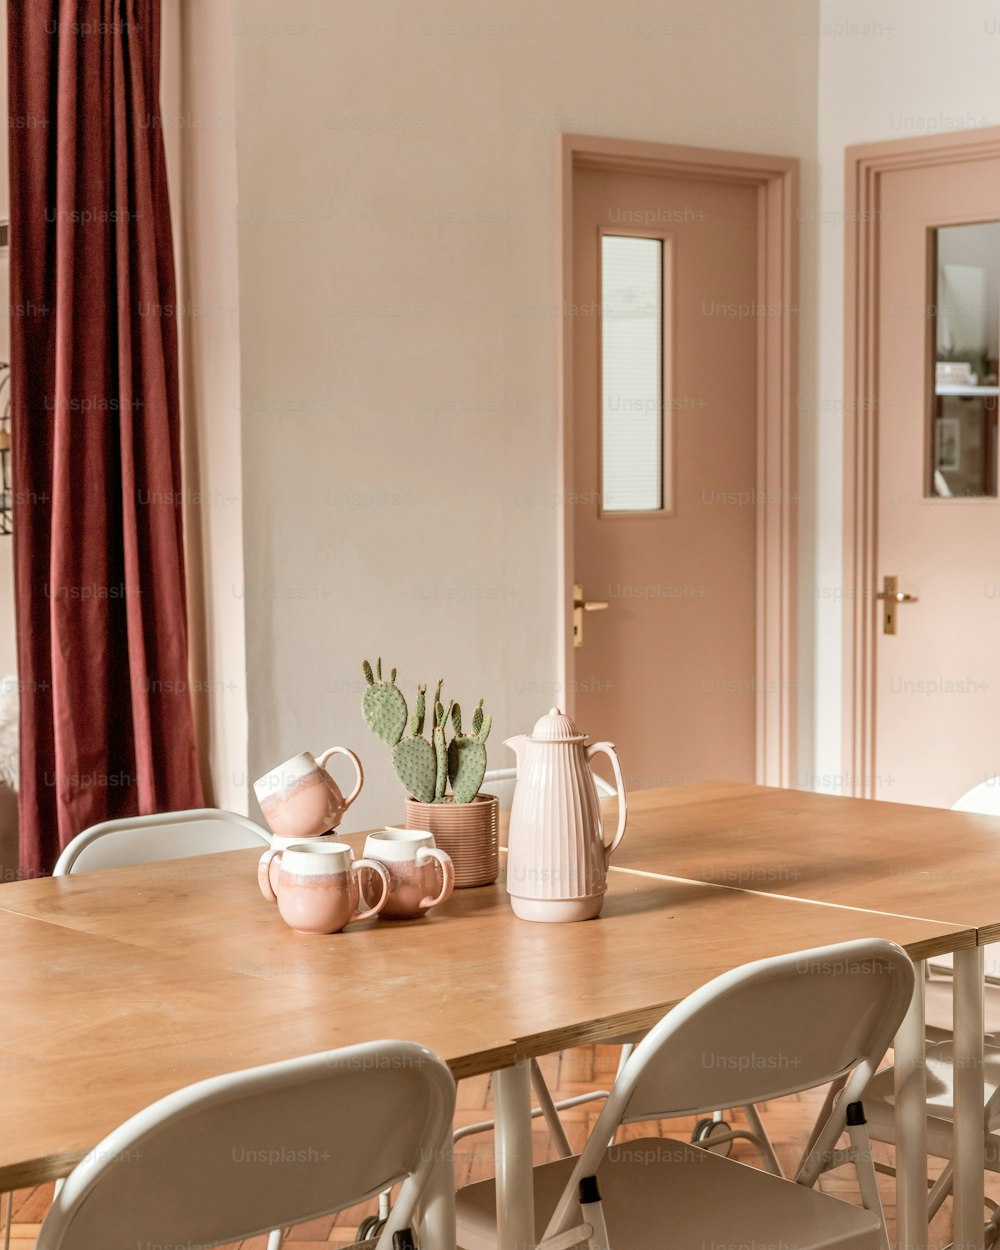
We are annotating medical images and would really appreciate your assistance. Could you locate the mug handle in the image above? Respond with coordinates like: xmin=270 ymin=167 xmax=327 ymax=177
xmin=416 ymin=847 xmax=455 ymax=911
xmin=351 ymin=859 xmax=390 ymax=922
xmin=317 ymin=746 xmax=365 ymax=809
xmin=257 ymin=849 xmax=282 ymax=903
xmin=585 ymin=741 xmax=628 ymax=865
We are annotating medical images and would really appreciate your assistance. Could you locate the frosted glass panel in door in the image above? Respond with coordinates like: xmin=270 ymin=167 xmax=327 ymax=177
xmin=601 ymin=234 xmax=664 ymax=512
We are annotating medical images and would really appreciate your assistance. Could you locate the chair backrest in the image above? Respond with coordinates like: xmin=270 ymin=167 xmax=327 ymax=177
xmin=483 ymin=767 xmax=517 ymax=811
xmin=544 ymin=938 xmax=914 ymax=1236
xmin=53 ymin=808 xmax=270 ymax=876
xmin=37 ymin=1040 xmax=456 ymax=1250
xmin=483 ymin=768 xmax=616 ymax=813
xmin=952 ymin=778 xmax=1000 ymax=816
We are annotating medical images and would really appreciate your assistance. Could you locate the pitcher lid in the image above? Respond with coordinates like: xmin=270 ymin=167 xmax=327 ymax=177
xmin=530 ymin=707 xmax=585 ymax=741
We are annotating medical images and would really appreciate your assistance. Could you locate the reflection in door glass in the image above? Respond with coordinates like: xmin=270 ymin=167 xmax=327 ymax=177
xmin=601 ymin=235 xmax=664 ymax=512
xmin=929 ymin=221 xmax=1000 ymax=498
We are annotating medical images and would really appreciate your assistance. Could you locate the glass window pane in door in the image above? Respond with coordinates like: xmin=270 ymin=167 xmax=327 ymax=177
xmin=601 ymin=234 xmax=664 ymax=512
xmin=929 ymin=221 xmax=1000 ymax=498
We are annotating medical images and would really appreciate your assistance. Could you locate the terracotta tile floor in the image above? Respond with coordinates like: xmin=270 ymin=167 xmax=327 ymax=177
xmin=2 ymin=1044 xmax=992 ymax=1248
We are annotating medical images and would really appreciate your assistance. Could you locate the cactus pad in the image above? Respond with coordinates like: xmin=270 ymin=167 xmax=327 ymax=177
xmin=362 ymin=657 xmax=408 ymax=746
xmin=433 ymin=720 xmax=448 ymax=801
xmin=447 ymin=735 xmax=487 ymax=804
xmin=392 ymin=735 xmax=437 ymax=804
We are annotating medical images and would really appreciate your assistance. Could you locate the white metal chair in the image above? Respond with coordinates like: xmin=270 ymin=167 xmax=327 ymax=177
xmin=923 ymin=779 xmax=1000 ymax=1039
xmin=952 ymin=779 xmax=1000 ymax=816
xmin=858 ymin=774 xmax=1000 ymax=1246
xmin=456 ymin=938 xmax=915 ymax=1250
xmin=0 ymin=810 xmax=275 ymax=1250
xmin=35 ymin=1039 xmax=455 ymax=1250
xmin=52 ymin=807 xmax=271 ymax=875
xmin=863 ymin=1041 xmax=1000 ymax=1244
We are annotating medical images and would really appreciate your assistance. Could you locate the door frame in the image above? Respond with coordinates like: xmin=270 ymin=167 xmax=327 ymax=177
xmin=558 ymin=134 xmax=799 ymax=787
xmin=842 ymin=125 xmax=1000 ymax=799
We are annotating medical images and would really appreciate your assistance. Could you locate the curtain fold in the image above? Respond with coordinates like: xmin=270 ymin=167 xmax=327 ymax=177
xmin=9 ymin=0 xmax=204 ymax=876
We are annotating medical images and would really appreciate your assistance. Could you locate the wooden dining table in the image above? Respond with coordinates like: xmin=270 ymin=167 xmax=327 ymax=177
xmin=0 ymin=783 xmax=992 ymax=1249
xmin=610 ymin=781 xmax=1000 ymax=1250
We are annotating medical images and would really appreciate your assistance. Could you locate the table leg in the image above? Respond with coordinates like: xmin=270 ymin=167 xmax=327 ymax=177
xmin=494 ymin=1060 xmax=536 ymax=1250
xmin=953 ymin=946 xmax=985 ymax=1250
xmin=894 ymin=959 xmax=928 ymax=1250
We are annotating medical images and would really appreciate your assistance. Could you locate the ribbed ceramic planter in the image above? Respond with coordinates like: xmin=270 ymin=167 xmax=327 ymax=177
xmin=403 ymin=793 xmax=499 ymax=888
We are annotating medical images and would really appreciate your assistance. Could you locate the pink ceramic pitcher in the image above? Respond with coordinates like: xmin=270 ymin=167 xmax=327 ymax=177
xmin=505 ymin=708 xmax=627 ymax=923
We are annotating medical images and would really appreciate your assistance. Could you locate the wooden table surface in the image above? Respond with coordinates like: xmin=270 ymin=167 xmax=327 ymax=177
xmin=610 ymin=782 xmax=1000 ymax=938
xmin=0 ymin=846 xmax=974 ymax=1190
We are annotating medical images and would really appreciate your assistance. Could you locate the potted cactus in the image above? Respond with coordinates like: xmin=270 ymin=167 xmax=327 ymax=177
xmin=362 ymin=659 xmax=499 ymax=886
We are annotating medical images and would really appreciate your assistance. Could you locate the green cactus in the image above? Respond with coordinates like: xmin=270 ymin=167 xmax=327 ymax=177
xmin=361 ymin=658 xmax=408 ymax=745
xmin=433 ymin=693 xmax=453 ymax=801
xmin=361 ymin=662 xmax=491 ymax=804
xmin=392 ymin=734 xmax=437 ymax=804
xmin=447 ymin=697 xmax=492 ymax=803
xmin=409 ymin=683 xmax=427 ymax=737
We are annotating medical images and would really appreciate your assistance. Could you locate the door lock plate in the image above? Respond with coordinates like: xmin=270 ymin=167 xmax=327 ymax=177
xmin=875 ymin=575 xmax=917 ymax=635
xmin=573 ymin=583 xmax=610 ymax=648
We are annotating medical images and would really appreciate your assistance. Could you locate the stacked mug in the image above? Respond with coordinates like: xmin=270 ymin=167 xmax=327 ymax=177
xmin=253 ymin=749 xmax=454 ymax=934
xmin=253 ymin=747 xmax=364 ymax=848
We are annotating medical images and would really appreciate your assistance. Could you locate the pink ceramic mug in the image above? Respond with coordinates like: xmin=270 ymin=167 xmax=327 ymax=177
xmin=361 ymin=829 xmax=455 ymax=920
xmin=253 ymin=748 xmax=364 ymax=841
xmin=257 ymin=841 xmax=389 ymax=934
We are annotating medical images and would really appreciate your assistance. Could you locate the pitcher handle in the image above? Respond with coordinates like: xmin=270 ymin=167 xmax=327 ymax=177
xmin=317 ymin=746 xmax=365 ymax=809
xmin=585 ymin=741 xmax=628 ymax=864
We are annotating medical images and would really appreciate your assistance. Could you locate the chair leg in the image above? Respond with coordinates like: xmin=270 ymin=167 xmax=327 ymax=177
xmin=266 ymin=1228 xmax=284 ymax=1250
xmin=845 ymin=1115 xmax=891 ymax=1250
xmin=540 ymin=1225 xmax=595 ymax=1245
xmin=2 ymin=1192 xmax=11 ymax=1250
xmin=802 ymin=1074 xmax=848 ymax=1162
xmin=530 ymin=1058 xmax=574 ymax=1159
xmin=986 ymin=1200 xmax=1000 ymax=1248
xmin=742 ymin=1103 xmax=783 ymax=1176
xmin=538 ymin=1223 xmax=595 ymax=1250
xmin=928 ymin=1161 xmax=955 ymax=1222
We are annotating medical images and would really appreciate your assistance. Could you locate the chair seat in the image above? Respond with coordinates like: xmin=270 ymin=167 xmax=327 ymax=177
xmin=924 ymin=978 xmax=1000 ymax=1040
xmin=864 ymin=1040 xmax=1000 ymax=1166
xmin=456 ymin=1137 xmax=882 ymax=1250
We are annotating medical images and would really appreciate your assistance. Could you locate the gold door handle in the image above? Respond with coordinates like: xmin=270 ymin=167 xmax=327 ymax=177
xmin=573 ymin=583 xmax=609 ymax=648
xmin=875 ymin=575 xmax=917 ymax=635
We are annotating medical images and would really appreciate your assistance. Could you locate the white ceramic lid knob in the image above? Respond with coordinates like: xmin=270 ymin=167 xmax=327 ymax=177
xmin=530 ymin=707 xmax=584 ymax=741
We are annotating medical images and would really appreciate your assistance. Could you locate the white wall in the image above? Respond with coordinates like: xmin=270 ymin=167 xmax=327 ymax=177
xmin=168 ymin=0 xmax=249 ymax=811
xmin=228 ymin=0 xmax=821 ymax=830
xmin=811 ymin=0 xmax=1000 ymax=791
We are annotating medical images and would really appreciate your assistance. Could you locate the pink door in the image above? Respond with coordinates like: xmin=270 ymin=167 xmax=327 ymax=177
xmin=569 ymin=161 xmax=761 ymax=791
xmin=872 ymin=152 xmax=1000 ymax=805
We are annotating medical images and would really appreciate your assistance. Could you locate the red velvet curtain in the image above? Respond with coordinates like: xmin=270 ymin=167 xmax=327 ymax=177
xmin=8 ymin=0 xmax=204 ymax=876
